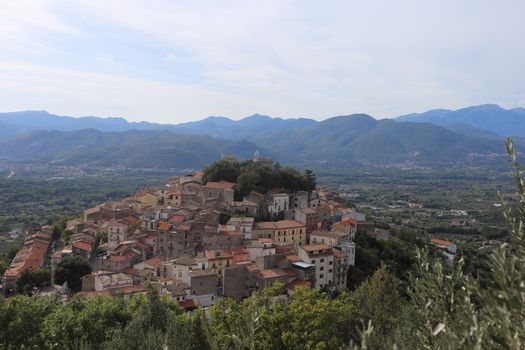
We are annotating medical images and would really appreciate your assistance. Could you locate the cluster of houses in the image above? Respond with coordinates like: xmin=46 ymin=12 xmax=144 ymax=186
xmin=2 ymin=163 xmax=372 ymax=308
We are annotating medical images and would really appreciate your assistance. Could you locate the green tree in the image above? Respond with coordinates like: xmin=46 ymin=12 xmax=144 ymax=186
xmin=237 ymin=170 xmax=261 ymax=198
xmin=0 ymin=295 xmax=58 ymax=349
xmin=15 ymin=268 xmax=51 ymax=295
xmin=304 ymin=169 xmax=316 ymax=193
xmin=0 ymin=260 xmax=7 ymax=275
xmin=51 ymin=224 xmax=63 ymax=240
xmin=203 ymin=159 xmax=241 ymax=184
xmin=54 ymin=256 xmax=92 ymax=293
xmin=350 ymin=266 xmax=406 ymax=348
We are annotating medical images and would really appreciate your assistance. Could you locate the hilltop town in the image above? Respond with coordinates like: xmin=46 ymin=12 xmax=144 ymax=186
xmin=2 ymin=154 xmax=372 ymax=308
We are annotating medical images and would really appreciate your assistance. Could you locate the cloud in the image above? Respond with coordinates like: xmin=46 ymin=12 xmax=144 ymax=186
xmin=0 ymin=0 xmax=524 ymax=122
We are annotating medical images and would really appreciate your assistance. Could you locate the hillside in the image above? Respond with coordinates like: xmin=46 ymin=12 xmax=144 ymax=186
xmin=0 ymin=129 xmax=267 ymax=169
xmin=395 ymin=104 xmax=525 ymax=137
xmin=253 ymin=114 xmax=505 ymax=165
xmin=0 ymin=111 xmax=316 ymax=141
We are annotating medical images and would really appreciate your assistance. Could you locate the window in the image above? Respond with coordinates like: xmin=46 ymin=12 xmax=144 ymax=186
xmin=312 ymin=259 xmax=315 ymax=264
xmin=320 ymin=258 xmax=324 ymax=263
xmin=319 ymin=274 xmax=324 ymax=278
xmin=320 ymin=267 xmax=324 ymax=271
xmin=329 ymin=269 xmax=332 ymax=273
xmin=329 ymin=261 xmax=333 ymax=265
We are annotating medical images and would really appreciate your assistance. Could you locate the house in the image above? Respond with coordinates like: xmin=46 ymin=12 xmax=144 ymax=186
xmin=81 ymin=271 xmax=135 ymax=295
xmin=293 ymin=207 xmax=321 ymax=234
xmin=332 ymin=218 xmax=357 ymax=239
xmin=227 ymin=217 xmax=254 ymax=239
xmin=107 ymin=220 xmax=132 ymax=251
xmin=2 ymin=229 xmax=51 ymax=291
xmin=268 ymin=193 xmax=289 ymax=216
xmin=333 ymin=250 xmax=349 ymax=291
xmin=202 ymin=181 xmax=235 ymax=205
xmin=71 ymin=240 xmax=93 ymax=260
xmin=298 ymin=244 xmax=335 ymax=290
xmin=273 ymin=220 xmax=307 ymax=246
xmin=230 ymin=200 xmax=259 ymax=216
xmin=431 ymin=239 xmax=457 ymax=254
xmin=134 ymin=191 xmax=159 ymax=207
xmin=251 ymin=220 xmax=306 ymax=246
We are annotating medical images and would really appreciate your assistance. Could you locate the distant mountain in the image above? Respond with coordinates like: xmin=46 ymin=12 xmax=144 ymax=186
xmin=171 ymin=114 xmax=317 ymax=140
xmin=441 ymin=123 xmax=501 ymax=139
xmin=253 ymin=114 xmax=506 ymax=165
xmin=0 ymin=111 xmax=316 ymax=141
xmin=0 ymin=129 xmax=268 ymax=169
xmin=0 ymin=105 xmax=520 ymax=168
xmin=395 ymin=104 xmax=525 ymax=137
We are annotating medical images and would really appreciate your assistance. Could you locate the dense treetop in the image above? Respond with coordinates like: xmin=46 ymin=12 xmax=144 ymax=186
xmin=202 ymin=159 xmax=316 ymax=198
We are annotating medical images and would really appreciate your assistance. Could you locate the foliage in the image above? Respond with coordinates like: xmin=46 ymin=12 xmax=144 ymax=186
xmin=15 ymin=268 xmax=51 ymax=295
xmin=54 ymin=256 xmax=92 ymax=293
xmin=203 ymin=159 xmax=315 ymax=198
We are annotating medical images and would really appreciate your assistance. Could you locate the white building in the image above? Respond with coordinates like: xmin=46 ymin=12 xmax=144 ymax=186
xmin=298 ymin=244 xmax=335 ymax=289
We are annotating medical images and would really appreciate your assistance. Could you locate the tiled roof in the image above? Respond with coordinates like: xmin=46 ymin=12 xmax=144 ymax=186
xmin=72 ymin=241 xmax=92 ymax=252
xmin=431 ymin=239 xmax=455 ymax=246
xmin=259 ymin=268 xmax=287 ymax=279
xmin=285 ymin=279 xmax=311 ymax=290
xmin=301 ymin=243 xmax=331 ymax=252
xmin=203 ymin=181 xmax=235 ymax=190
xmin=157 ymin=221 xmax=172 ymax=231
xmin=275 ymin=220 xmax=305 ymax=229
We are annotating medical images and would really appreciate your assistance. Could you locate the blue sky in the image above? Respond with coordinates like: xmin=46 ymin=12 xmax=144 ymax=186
xmin=0 ymin=0 xmax=524 ymax=123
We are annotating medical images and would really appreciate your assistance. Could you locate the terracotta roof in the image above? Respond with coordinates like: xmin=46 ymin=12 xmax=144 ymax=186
xmin=336 ymin=218 xmax=357 ymax=226
xmin=72 ymin=241 xmax=92 ymax=252
xmin=108 ymin=255 xmax=128 ymax=262
xmin=122 ymin=216 xmax=139 ymax=225
xmin=301 ymin=243 xmax=331 ymax=252
xmin=3 ymin=241 xmax=49 ymax=278
xmin=431 ymin=239 xmax=455 ymax=246
xmin=122 ymin=267 xmax=139 ymax=275
xmin=275 ymin=220 xmax=305 ymax=229
xmin=179 ymin=299 xmax=196 ymax=310
xmin=333 ymin=250 xmax=348 ymax=258
xmin=168 ymin=215 xmax=186 ymax=223
xmin=285 ymin=254 xmax=301 ymax=262
xmin=249 ymin=191 xmax=264 ymax=197
xmin=157 ymin=221 xmax=172 ymax=231
xmin=203 ymin=180 xmax=235 ymax=190
xmin=285 ymin=279 xmax=311 ymax=290
xmin=254 ymin=222 xmax=275 ymax=230
xmin=144 ymin=256 xmax=162 ymax=269
xmin=259 ymin=268 xmax=287 ymax=279
xmin=310 ymin=231 xmax=343 ymax=239
xmin=121 ymin=285 xmax=148 ymax=294
xmin=219 ymin=230 xmax=243 ymax=237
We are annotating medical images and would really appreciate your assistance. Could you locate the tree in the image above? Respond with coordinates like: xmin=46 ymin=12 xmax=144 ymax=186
xmin=304 ymin=169 xmax=316 ymax=193
xmin=0 ymin=295 xmax=58 ymax=349
xmin=0 ymin=260 xmax=7 ymax=276
xmin=350 ymin=266 xmax=406 ymax=347
xmin=237 ymin=171 xmax=261 ymax=198
xmin=54 ymin=256 xmax=92 ymax=293
xmin=51 ymin=224 xmax=63 ymax=240
xmin=15 ymin=268 xmax=51 ymax=295
xmin=203 ymin=159 xmax=241 ymax=184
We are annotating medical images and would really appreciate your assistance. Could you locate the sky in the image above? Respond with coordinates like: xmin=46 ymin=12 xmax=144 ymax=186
xmin=0 ymin=0 xmax=524 ymax=123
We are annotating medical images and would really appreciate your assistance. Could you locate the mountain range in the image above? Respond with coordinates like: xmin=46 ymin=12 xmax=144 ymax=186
xmin=0 ymin=104 xmax=522 ymax=169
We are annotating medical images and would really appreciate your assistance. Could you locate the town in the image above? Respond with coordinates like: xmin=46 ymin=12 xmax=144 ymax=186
xmin=1 ymin=153 xmax=374 ymax=309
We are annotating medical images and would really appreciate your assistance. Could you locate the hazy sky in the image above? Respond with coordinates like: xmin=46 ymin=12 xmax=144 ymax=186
xmin=1 ymin=1 xmax=524 ymax=123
